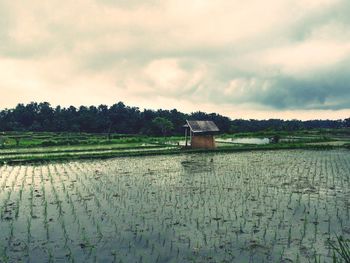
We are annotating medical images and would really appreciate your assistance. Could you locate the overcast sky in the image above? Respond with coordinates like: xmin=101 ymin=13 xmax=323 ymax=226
xmin=1 ymin=0 xmax=350 ymax=120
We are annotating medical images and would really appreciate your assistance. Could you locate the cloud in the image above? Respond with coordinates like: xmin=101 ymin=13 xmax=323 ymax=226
xmin=0 ymin=0 xmax=349 ymax=119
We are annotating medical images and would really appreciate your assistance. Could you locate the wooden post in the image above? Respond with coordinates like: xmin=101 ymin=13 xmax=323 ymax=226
xmin=190 ymin=130 xmax=192 ymax=147
xmin=185 ymin=128 xmax=188 ymax=147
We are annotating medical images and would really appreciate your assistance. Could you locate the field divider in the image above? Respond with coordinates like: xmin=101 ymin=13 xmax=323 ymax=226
xmin=0 ymin=143 xmax=345 ymax=165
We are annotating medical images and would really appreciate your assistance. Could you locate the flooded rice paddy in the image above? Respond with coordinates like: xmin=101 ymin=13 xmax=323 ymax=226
xmin=0 ymin=150 xmax=349 ymax=262
xmin=216 ymin=138 xmax=270 ymax=145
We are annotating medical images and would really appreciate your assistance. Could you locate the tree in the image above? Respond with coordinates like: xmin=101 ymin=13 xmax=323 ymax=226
xmin=0 ymin=136 xmax=5 ymax=148
xmin=13 ymin=136 xmax=21 ymax=147
xmin=0 ymin=101 xmax=348 ymax=135
xmin=345 ymin=118 xmax=350 ymax=128
xmin=152 ymin=117 xmax=174 ymax=136
xmin=109 ymin=102 xmax=127 ymax=134
xmin=270 ymin=134 xmax=280 ymax=144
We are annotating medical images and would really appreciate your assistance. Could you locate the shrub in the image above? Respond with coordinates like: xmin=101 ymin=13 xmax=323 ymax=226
xmin=41 ymin=140 xmax=58 ymax=146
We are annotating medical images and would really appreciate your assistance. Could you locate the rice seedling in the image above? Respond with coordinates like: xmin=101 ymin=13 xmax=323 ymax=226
xmin=0 ymin=246 xmax=9 ymax=263
xmin=329 ymin=235 xmax=350 ymax=263
xmin=0 ymin=149 xmax=349 ymax=262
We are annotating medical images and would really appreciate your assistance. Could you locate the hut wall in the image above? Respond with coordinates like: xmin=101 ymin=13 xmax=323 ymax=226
xmin=191 ymin=135 xmax=216 ymax=149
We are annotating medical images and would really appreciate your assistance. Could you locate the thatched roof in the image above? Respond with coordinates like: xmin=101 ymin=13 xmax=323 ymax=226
xmin=185 ymin=120 xmax=220 ymax=134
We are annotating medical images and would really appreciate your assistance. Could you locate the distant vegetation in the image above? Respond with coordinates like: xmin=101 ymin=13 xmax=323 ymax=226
xmin=0 ymin=102 xmax=349 ymax=135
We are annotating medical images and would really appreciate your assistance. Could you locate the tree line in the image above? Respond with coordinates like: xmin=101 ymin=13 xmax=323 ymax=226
xmin=0 ymin=102 xmax=349 ymax=135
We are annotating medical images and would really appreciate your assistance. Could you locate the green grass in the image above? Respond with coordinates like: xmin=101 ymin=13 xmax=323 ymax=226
xmin=219 ymin=128 xmax=348 ymax=140
xmin=0 ymin=131 xmax=348 ymax=164
xmin=0 ymin=143 xmax=160 ymax=155
xmin=0 ymin=131 xmax=184 ymax=149
xmin=0 ymin=142 xmax=340 ymax=165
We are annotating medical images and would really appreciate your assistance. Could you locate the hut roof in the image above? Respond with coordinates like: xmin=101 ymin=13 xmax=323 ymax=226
xmin=185 ymin=120 xmax=220 ymax=134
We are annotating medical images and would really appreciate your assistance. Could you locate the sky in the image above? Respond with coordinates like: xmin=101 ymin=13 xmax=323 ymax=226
xmin=0 ymin=0 xmax=350 ymax=120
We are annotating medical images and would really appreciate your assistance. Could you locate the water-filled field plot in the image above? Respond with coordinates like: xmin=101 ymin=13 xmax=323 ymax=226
xmin=0 ymin=150 xmax=349 ymax=262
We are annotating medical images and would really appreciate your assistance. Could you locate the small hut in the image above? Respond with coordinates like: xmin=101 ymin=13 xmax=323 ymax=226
xmin=183 ymin=120 xmax=220 ymax=149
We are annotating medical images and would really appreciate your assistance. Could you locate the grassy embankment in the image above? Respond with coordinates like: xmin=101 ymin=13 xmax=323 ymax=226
xmin=0 ymin=129 xmax=349 ymax=164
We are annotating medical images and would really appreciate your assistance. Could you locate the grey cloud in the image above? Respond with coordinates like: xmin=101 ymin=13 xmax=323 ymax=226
xmin=80 ymin=44 xmax=235 ymax=72
xmin=73 ymin=2 xmax=350 ymax=111
xmin=95 ymin=0 xmax=160 ymax=9
xmin=0 ymin=43 xmax=53 ymax=59
xmin=208 ymin=58 xmax=350 ymax=110
xmin=290 ymin=1 xmax=350 ymax=42
xmin=259 ymin=77 xmax=336 ymax=109
xmin=1 ymin=0 xmax=349 ymax=114
xmin=0 ymin=2 xmax=12 ymax=43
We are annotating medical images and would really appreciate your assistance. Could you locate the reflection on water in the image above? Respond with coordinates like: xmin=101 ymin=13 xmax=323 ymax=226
xmin=216 ymin=137 xmax=270 ymax=145
xmin=167 ymin=137 xmax=271 ymax=146
xmin=181 ymin=154 xmax=214 ymax=173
